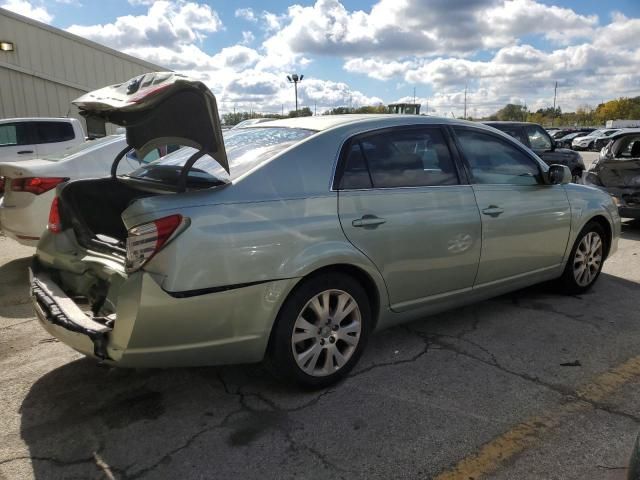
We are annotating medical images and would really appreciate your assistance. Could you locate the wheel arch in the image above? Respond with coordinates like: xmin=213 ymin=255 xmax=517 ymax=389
xmin=583 ymin=214 xmax=613 ymax=259
xmin=266 ymin=262 xmax=384 ymax=356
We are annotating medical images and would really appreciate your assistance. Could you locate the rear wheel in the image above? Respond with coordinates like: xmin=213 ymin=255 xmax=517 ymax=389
xmin=267 ymin=273 xmax=371 ymax=389
xmin=558 ymin=221 xmax=606 ymax=294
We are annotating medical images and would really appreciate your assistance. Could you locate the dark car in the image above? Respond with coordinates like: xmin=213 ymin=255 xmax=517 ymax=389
xmin=583 ymin=128 xmax=640 ymax=218
xmin=555 ymin=131 xmax=589 ymax=149
xmin=483 ymin=122 xmax=586 ymax=181
xmin=550 ymin=127 xmax=595 ymax=140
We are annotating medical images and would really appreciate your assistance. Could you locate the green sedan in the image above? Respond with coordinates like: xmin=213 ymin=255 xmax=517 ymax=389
xmin=30 ymin=74 xmax=620 ymax=388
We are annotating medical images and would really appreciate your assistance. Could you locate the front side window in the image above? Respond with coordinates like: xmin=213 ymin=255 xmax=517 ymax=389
xmin=34 ymin=122 xmax=75 ymax=144
xmin=523 ymin=125 xmax=552 ymax=150
xmin=339 ymin=128 xmax=459 ymax=189
xmin=0 ymin=123 xmax=29 ymax=147
xmin=454 ymin=128 xmax=542 ymax=185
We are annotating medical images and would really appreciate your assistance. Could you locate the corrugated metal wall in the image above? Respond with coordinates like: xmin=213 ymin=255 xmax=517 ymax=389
xmin=0 ymin=8 xmax=166 ymax=134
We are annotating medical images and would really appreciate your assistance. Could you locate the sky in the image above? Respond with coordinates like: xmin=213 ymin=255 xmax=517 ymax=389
xmin=1 ymin=0 xmax=639 ymax=117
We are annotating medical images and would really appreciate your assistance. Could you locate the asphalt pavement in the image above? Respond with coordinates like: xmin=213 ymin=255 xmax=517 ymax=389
xmin=2 ymin=152 xmax=640 ymax=479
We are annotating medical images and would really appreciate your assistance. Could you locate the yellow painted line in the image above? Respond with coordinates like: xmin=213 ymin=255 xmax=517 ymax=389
xmin=434 ymin=354 xmax=640 ymax=480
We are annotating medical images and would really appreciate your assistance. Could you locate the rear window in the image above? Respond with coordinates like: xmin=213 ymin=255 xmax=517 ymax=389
xmin=34 ymin=121 xmax=75 ymax=143
xmin=128 ymin=127 xmax=315 ymax=187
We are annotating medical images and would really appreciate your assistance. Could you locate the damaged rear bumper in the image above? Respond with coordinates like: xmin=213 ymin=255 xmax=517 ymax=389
xmin=30 ymin=265 xmax=112 ymax=360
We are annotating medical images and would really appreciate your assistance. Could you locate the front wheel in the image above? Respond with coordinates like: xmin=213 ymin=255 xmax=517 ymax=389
xmin=571 ymin=169 xmax=583 ymax=183
xmin=267 ymin=273 xmax=371 ymax=389
xmin=557 ymin=222 xmax=606 ymax=294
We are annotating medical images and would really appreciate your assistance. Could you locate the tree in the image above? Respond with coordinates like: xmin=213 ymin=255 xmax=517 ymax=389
xmin=288 ymin=107 xmax=313 ymax=117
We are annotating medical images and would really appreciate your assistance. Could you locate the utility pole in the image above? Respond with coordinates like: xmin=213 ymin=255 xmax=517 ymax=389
xmin=463 ymin=83 xmax=468 ymax=119
xmin=413 ymin=87 xmax=416 ymax=105
xmin=314 ymin=102 xmax=317 ymax=116
xmin=552 ymin=81 xmax=558 ymax=126
xmin=426 ymin=98 xmax=429 ymax=115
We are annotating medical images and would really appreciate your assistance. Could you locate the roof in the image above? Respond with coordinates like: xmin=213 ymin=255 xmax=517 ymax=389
xmin=0 ymin=117 xmax=80 ymax=123
xmin=248 ymin=114 xmax=475 ymax=132
xmin=610 ymin=128 xmax=640 ymax=138
xmin=0 ymin=7 xmax=166 ymax=72
xmin=482 ymin=121 xmax=539 ymax=126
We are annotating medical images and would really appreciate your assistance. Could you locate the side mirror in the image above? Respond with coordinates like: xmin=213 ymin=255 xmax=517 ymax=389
xmin=547 ymin=164 xmax=571 ymax=185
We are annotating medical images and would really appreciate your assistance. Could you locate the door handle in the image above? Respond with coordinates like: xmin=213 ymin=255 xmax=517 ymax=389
xmin=352 ymin=215 xmax=386 ymax=228
xmin=481 ymin=205 xmax=504 ymax=217
xmin=17 ymin=150 xmax=34 ymax=154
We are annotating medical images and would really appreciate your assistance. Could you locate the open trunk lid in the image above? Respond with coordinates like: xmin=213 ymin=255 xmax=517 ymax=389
xmin=72 ymin=72 xmax=228 ymax=173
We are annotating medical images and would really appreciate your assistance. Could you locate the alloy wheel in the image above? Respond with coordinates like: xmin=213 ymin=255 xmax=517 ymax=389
xmin=291 ymin=289 xmax=362 ymax=377
xmin=573 ymin=231 xmax=603 ymax=287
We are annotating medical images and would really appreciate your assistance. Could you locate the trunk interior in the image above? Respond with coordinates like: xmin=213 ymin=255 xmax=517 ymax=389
xmin=60 ymin=178 xmax=157 ymax=253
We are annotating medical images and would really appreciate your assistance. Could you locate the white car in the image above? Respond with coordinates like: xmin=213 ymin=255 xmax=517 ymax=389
xmin=0 ymin=135 xmax=170 ymax=246
xmin=571 ymin=129 xmax=620 ymax=150
xmin=0 ymin=117 xmax=85 ymax=162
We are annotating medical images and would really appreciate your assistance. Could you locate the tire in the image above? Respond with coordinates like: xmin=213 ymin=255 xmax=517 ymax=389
xmin=267 ymin=273 xmax=371 ymax=389
xmin=557 ymin=221 xmax=606 ymax=294
xmin=571 ymin=169 xmax=583 ymax=183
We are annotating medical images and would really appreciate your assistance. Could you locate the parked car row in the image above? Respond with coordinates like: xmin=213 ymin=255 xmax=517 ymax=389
xmin=20 ymin=73 xmax=620 ymax=388
xmin=482 ymin=121 xmax=585 ymax=181
xmin=583 ymin=128 xmax=640 ymax=219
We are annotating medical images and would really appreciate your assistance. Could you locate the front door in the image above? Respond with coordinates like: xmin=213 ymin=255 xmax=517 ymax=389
xmin=336 ymin=126 xmax=482 ymax=311
xmin=452 ymin=127 xmax=571 ymax=285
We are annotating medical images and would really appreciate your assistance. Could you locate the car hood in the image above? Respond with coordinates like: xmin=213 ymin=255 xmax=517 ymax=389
xmin=72 ymin=72 xmax=229 ymax=173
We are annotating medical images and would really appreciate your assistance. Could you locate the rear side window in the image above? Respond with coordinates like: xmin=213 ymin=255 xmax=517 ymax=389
xmin=34 ymin=122 xmax=75 ymax=144
xmin=523 ymin=125 xmax=552 ymax=150
xmin=454 ymin=128 xmax=542 ymax=185
xmin=339 ymin=128 xmax=459 ymax=189
xmin=0 ymin=123 xmax=30 ymax=147
xmin=494 ymin=126 xmax=528 ymax=146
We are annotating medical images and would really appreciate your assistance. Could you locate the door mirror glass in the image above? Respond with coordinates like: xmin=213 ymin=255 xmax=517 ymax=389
xmin=547 ymin=164 xmax=571 ymax=185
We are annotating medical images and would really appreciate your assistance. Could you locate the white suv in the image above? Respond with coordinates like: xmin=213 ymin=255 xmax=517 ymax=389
xmin=0 ymin=118 xmax=85 ymax=162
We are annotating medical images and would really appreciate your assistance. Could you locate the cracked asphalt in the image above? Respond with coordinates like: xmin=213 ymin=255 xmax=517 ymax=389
xmin=2 ymin=152 xmax=640 ymax=479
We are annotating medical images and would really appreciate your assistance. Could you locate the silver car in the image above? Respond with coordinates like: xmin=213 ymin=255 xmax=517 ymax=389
xmin=31 ymin=74 xmax=620 ymax=388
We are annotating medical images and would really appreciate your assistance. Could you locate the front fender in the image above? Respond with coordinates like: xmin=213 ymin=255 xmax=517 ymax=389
xmin=563 ymin=183 xmax=621 ymax=259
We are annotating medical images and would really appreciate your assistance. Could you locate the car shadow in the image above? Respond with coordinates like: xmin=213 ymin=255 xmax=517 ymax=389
xmin=16 ymin=271 xmax=640 ymax=479
xmin=621 ymin=219 xmax=640 ymax=241
xmin=0 ymin=256 xmax=33 ymax=319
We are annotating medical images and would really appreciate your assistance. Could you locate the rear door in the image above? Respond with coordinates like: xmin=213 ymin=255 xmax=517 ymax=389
xmin=0 ymin=122 xmax=36 ymax=161
xmin=452 ymin=126 xmax=571 ymax=285
xmin=336 ymin=125 xmax=482 ymax=311
xmin=33 ymin=121 xmax=77 ymax=157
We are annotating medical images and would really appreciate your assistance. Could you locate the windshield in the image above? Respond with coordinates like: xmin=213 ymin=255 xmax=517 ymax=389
xmin=45 ymin=135 xmax=123 ymax=161
xmin=127 ymin=127 xmax=315 ymax=187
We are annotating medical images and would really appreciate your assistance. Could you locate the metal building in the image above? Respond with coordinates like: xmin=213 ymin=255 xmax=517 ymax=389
xmin=0 ymin=7 xmax=166 ymax=137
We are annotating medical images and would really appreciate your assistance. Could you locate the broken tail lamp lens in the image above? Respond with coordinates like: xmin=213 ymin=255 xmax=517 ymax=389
xmin=11 ymin=177 xmax=67 ymax=195
xmin=126 ymin=214 xmax=184 ymax=272
xmin=47 ymin=197 xmax=62 ymax=234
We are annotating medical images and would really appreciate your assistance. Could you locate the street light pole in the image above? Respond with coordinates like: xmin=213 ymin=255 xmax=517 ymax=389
xmin=287 ymin=74 xmax=304 ymax=112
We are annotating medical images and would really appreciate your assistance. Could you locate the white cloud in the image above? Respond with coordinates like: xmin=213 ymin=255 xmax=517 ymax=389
xmin=1 ymin=0 xmax=53 ymax=23
xmin=67 ymin=1 xmax=221 ymax=50
xmin=235 ymin=7 xmax=257 ymax=22
xmin=263 ymin=0 xmax=598 ymax=60
xmin=241 ymin=30 xmax=255 ymax=45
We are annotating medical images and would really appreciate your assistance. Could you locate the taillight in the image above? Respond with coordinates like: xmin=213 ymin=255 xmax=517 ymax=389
xmin=48 ymin=197 xmax=62 ymax=234
xmin=125 ymin=214 xmax=184 ymax=272
xmin=11 ymin=177 xmax=67 ymax=195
